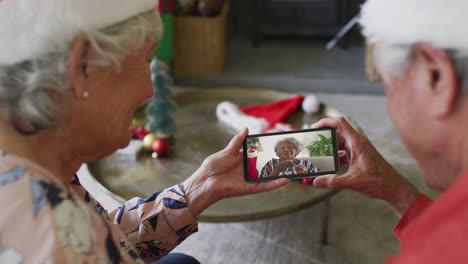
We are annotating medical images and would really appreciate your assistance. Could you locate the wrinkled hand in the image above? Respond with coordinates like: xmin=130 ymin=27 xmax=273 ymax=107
xmin=295 ymin=164 xmax=307 ymax=174
xmin=311 ymin=117 xmax=420 ymax=217
xmin=183 ymin=128 xmax=289 ymax=217
xmin=270 ymin=160 xmax=293 ymax=177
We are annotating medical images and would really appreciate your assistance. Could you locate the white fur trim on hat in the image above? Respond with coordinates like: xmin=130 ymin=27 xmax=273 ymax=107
xmin=360 ymin=0 xmax=468 ymax=52
xmin=216 ymin=101 xmax=269 ymax=134
xmin=0 ymin=0 xmax=158 ymax=65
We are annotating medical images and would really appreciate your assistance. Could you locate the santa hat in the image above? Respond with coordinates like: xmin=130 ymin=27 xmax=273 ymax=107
xmin=360 ymin=0 xmax=468 ymax=54
xmin=0 ymin=0 xmax=159 ymax=65
xmin=216 ymin=95 xmax=320 ymax=134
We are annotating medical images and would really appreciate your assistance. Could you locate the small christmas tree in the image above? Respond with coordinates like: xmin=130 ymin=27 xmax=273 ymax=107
xmin=146 ymin=58 xmax=176 ymax=136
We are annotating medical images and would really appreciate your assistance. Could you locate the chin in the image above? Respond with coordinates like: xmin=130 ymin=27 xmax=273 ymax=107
xmin=117 ymin=133 xmax=133 ymax=149
xmin=105 ymin=130 xmax=132 ymax=153
xmin=421 ymin=169 xmax=447 ymax=192
xmin=423 ymin=178 xmax=445 ymax=192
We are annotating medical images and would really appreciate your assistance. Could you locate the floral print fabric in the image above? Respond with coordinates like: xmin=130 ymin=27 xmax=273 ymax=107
xmin=0 ymin=151 xmax=198 ymax=263
xmin=259 ymin=158 xmax=317 ymax=178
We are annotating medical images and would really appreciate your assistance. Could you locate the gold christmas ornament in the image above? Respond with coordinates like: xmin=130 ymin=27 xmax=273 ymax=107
xmin=142 ymin=133 xmax=157 ymax=150
xmin=155 ymin=131 xmax=171 ymax=139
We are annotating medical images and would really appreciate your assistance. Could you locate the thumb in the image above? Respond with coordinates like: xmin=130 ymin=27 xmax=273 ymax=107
xmin=313 ymin=174 xmax=344 ymax=189
xmin=226 ymin=127 xmax=249 ymax=152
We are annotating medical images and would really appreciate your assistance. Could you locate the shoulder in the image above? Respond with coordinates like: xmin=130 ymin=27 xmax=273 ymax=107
xmin=395 ymin=173 xmax=468 ymax=262
xmin=0 ymin=151 xmax=69 ymax=220
xmin=0 ymin=152 xmax=56 ymax=216
xmin=0 ymin=153 xmax=100 ymax=262
xmin=265 ymin=159 xmax=278 ymax=166
xmin=0 ymin=158 xmax=59 ymax=262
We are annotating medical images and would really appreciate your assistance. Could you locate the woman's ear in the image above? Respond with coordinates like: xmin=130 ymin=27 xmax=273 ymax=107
xmin=414 ymin=43 xmax=460 ymax=118
xmin=67 ymin=35 xmax=91 ymax=99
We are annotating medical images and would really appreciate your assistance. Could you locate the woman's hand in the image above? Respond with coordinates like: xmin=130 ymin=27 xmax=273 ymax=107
xmin=269 ymin=160 xmax=293 ymax=177
xmin=311 ymin=117 xmax=420 ymax=217
xmin=183 ymin=128 xmax=289 ymax=218
xmin=294 ymin=164 xmax=307 ymax=174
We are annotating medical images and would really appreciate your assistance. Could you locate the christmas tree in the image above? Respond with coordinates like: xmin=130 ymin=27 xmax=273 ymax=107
xmin=146 ymin=58 xmax=176 ymax=135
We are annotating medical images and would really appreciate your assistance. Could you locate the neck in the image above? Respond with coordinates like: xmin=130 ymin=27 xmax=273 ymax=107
xmin=455 ymin=126 xmax=468 ymax=182
xmin=432 ymin=103 xmax=468 ymax=191
xmin=32 ymin=133 xmax=84 ymax=183
xmin=0 ymin=122 xmax=83 ymax=184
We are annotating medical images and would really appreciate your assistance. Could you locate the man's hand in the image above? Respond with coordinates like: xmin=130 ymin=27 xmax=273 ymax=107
xmin=183 ymin=128 xmax=289 ymax=218
xmin=311 ymin=117 xmax=420 ymax=217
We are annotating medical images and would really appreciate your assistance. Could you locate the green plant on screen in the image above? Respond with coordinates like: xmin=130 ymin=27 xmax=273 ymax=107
xmin=306 ymin=134 xmax=334 ymax=157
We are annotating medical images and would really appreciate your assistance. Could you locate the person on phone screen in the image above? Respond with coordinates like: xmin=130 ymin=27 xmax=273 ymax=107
xmin=260 ymin=137 xmax=317 ymax=178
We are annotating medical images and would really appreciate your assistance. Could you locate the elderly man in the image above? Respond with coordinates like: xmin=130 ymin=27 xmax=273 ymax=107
xmin=312 ymin=0 xmax=468 ymax=262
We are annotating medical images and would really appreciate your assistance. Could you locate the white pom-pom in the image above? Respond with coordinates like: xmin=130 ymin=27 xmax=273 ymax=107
xmin=302 ymin=95 xmax=321 ymax=114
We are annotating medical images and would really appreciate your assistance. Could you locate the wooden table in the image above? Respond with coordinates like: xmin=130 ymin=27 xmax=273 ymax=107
xmin=90 ymin=88 xmax=354 ymax=243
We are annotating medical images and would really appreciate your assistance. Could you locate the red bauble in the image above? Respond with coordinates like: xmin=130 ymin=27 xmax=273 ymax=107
xmin=152 ymin=139 xmax=170 ymax=157
xmin=130 ymin=124 xmax=149 ymax=140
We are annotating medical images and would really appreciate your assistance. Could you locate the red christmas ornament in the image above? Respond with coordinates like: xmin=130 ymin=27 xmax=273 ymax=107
xmin=157 ymin=0 xmax=176 ymax=13
xmin=152 ymin=139 xmax=170 ymax=157
xmin=130 ymin=124 xmax=149 ymax=140
xmin=302 ymin=177 xmax=315 ymax=184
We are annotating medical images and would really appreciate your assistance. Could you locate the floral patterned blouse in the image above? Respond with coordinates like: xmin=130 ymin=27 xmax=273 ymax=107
xmin=259 ymin=158 xmax=317 ymax=178
xmin=0 ymin=150 xmax=198 ymax=263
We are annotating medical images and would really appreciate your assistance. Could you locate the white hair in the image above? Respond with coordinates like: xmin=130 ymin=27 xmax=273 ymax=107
xmin=372 ymin=43 xmax=468 ymax=90
xmin=0 ymin=11 xmax=162 ymax=134
xmin=274 ymin=137 xmax=304 ymax=154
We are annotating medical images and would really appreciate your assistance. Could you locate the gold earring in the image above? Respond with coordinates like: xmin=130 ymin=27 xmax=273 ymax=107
xmin=83 ymin=91 xmax=89 ymax=99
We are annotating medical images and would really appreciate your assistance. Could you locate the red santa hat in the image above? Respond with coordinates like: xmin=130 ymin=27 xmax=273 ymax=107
xmin=216 ymin=94 xmax=320 ymax=134
xmin=0 ymin=0 xmax=159 ymax=65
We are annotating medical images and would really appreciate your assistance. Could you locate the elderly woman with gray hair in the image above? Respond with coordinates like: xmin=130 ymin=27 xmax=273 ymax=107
xmin=0 ymin=1 xmax=288 ymax=263
xmin=260 ymin=137 xmax=317 ymax=178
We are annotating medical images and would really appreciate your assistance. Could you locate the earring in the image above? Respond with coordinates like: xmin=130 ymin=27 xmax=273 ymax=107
xmin=83 ymin=91 xmax=89 ymax=99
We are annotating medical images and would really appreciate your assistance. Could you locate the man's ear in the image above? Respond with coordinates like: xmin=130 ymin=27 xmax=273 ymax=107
xmin=414 ymin=43 xmax=460 ymax=118
xmin=67 ymin=35 xmax=90 ymax=98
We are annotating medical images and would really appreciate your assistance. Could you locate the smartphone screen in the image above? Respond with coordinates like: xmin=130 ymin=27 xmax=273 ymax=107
xmin=243 ymin=128 xmax=339 ymax=182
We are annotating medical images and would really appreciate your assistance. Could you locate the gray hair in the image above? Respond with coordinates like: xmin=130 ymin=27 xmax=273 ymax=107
xmin=373 ymin=43 xmax=468 ymax=90
xmin=274 ymin=137 xmax=304 ymax=154
xmin=0 ymin=11 xmax=162 ymax=134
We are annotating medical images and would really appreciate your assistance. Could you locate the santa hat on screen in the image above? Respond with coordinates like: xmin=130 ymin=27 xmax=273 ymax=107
xmin=0 ymin=0 xmax=160 ymax=66
xmin=216 ymin=95 xmax=320 ymax=134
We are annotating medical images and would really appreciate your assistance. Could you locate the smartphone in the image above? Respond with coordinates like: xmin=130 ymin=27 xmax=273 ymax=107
xmin=243 ymin=128 xmax=339 ymax=182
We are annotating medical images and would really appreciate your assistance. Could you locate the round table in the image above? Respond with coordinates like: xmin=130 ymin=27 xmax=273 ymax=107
xmin=91 ymin=88 xmax=352 ymax=223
